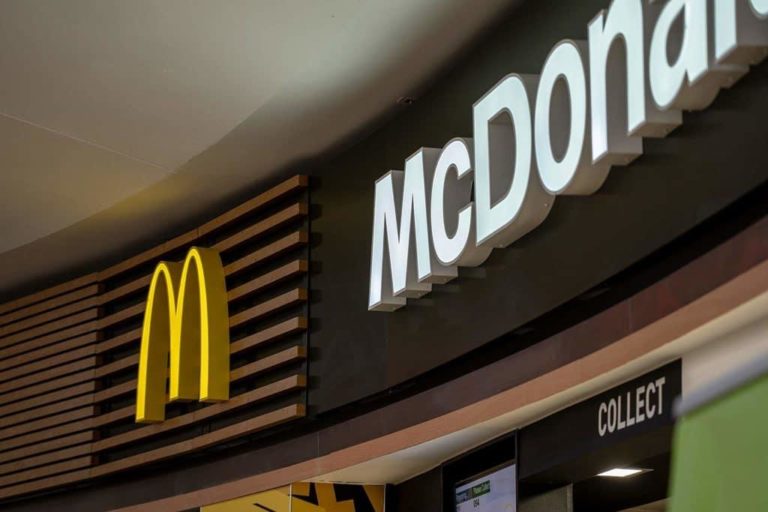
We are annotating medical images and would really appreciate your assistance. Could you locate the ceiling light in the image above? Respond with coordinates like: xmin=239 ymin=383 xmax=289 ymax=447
xmin=598 ymin=468 xmax=646 ymax=478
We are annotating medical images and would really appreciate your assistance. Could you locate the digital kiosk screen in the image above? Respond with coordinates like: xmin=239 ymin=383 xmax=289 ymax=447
xmin=454 ymin=463 xmax=516 ymax=512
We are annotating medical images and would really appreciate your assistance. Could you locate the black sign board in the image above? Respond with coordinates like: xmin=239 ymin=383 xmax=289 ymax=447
xmin=518 ymin=360 xmax=681 ymax=479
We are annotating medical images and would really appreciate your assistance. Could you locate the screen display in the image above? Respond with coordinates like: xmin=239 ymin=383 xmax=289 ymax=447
xmin=455 ymin=463 xmax=517 ymax=512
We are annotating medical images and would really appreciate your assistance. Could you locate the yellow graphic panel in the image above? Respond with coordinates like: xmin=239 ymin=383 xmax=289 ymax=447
xmin=135 ymin=246 xmax=230 ymax=423
xmin=202 ymin=486 xmax=291 ymax=512
xmin=202 ymin=483 xmax=385 ymax=512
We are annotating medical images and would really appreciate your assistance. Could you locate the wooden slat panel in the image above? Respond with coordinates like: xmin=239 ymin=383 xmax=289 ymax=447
xmin=97 ymin=303 xmax=144 ymax=330
xmin=0 ymin=344 xmax=96 ymax=383
xmin=93 ymin=347 xmax=306 ymax=427
xmin=97 ymin=328 xmax=141 ymax=354
xmin=1 ymin=332 xmax=99 ymax=367
xmin=93 ymin=380 xmax=134 ymax=404
xmin=230 ymin=289 xmax=307 ymax=328
xmin=92 ymin=317 xmax=306 ymax=405
xmin=0 ymin=431 xmax=94 ymax=465
xmin=229 ymin=345 xmax=306 ymax=382
xmin=0 ymin=468 xmax=91 ymax=499
xmin=94 ymin=356 xmax=137 ymax=379
xmin=0 ymin=309 xmax=98 ymax=349
xmin=96 ymin=202 xmax=307 ymax=313
xmin=224 ymin=231 xmax=308 ymax=276
xmin=0 ymin=406 xmax=95 ymax=443
xmin=99 ymin=275 xmax=152 ymax=306
xmin=0 ymin=176 xmax=310 ymax=501
xmin=1 ymin=394 xmax=94 ymax=429
xmin=0 ymin=321 xmax=97 ymax=361
xmin=227 ymin=260 xmax=308 ymax=303
xmin=93 ymin=404 xmax=304 ymax=476
xmin=98 ymin=231 xmax=198 ymax=282
xmin=93 ymin=375 xmax=305 ymax=453
xmin=0 ymin=273 xmax=97 ymax=317
xmin=95 ymin=259 xmax=308 ymax=356
xmin=0 ymin=456 xmax=93 ymax=487
xmin=0 ymin=381 xmax=96 ymax=419
xmin=212 ymin=202 xmax=308 ymax=253
xmin=0 ymin=417 xmax=94 ymax=453
xmin=0 ymin=356 xmax=97 ymax=395
xmin=0 ymin=291 xmax=100 ymax=334
xmin=0 ymin=369 xmax=95 ymax=406
xmin=199 ymin=175 xmax=308 ymax=237
xmin=230 ymin=316 xmax=307 ymax=354
xmin=0 ymin=308 xmax=98 ymax=345
xmin=94 ymin=306 xmax=306 ymax=381
xmin=0 ymin=403 xmax=302 ymax=497
xmin=0 ymin=443 xmax=92 ymax=477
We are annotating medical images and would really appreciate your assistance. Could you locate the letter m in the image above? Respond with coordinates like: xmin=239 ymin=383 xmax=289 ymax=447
xmin=368 ymin=150 xmax=442 ymax=311
xmin=136 ymin=247 xmax=230 ymax=423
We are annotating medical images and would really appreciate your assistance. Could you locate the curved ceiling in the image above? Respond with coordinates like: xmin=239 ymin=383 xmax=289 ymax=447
xmin=0 ymin=0 xmax=518 ymax=300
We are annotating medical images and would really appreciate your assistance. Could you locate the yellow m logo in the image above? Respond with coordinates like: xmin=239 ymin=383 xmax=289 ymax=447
xmin=135 ymin=247 xmax=230 ymax=423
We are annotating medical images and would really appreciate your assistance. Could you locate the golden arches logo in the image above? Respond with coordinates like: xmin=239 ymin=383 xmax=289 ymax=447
xmin=135 ymin=247 xmax=230 ymax=423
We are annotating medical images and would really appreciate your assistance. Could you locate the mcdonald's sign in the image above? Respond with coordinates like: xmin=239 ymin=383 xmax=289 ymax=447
xmin=135 ymin=247 xmax=230 ymax=423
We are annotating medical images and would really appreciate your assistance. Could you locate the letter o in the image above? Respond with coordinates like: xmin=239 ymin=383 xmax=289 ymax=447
xmin=752 ymin=0 xmax=768 ymax=17
xmin=535 ymin=40 xmax=589 ymax=195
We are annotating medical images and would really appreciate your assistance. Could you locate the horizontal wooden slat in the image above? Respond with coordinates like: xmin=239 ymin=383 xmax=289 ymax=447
xmin=98 ymin=231 xmax=198 ymax=282
xmin=95 ymin=302 xmax=305 ymax=381
xmin=0 ymin=274 xmax=97 ymax=317
xmin=0 ymin=381 xmax=96 ymax=419
xmin=0 ymin=321 xmax=97 ymax=361
xmin=0 ymin=403 xmax=303 ymax=498
xmin=230 ymin=316 xmax=307 ymax=354
xmin=0 ymin=308 xmax=98 ymax=350
xmin=97 ymin=328 xmax=141 ymax=354
xmin=95 ymin=176 xmax=306 ymax=284
xmin=93 ymin=317 xmax=306 ymax=404
xmin=0 ymin=406 xmax=95 ymax=443
xmin=1 ymin=393 xmax=94 ymax=429
xmin=0 ymin=443 xmax=92 ymax=477
xmin=93 ymin=380 xmax=134 ymax=404
xmin=224 ymin=231 xmax=308 ymax=276
xmin=0 ymin=456 xmax=93 ymax=488
xmin=0 ymin=414 xmax=94 ymax=453
xmin=0 ymin=356 xmax=97 ymax=395
xmin=0 ymin=468 xmax=91 ymax=499
xmin=227 ymin=260 xmax=308 ymax=303
xmin=96 ymin=237 xmax=305 ymax=340
xmin=0 ymin=290 xmax=100 ymax=334
xmin=0 ymin=431 xmax=94 ymax=465
xmin=230 ymin=345 xmax=306 ymax=382
xmin=97 ymin=303 xmax=144 ymax=330
xmin=230 ymin=288 xmax=307 ymax=329
xmin=93 ymin=346 xmax=306 ymax=427
xmin=0 ymin=419 xmax=91 ymax=451
xmin=94 ymin=404 xmax=304 ymax=476
xmin=199 ymin=175 xmax=308 ymax=237
xmin=94 ymin=355 xmax=137 ymax=379
xmin=1 ymin=332 xmax=99 ymax=368
xmin=95 ymin=260 xmax=307 ymax=356
xmin=93 ymin=375 xmax=305 ymax=453
xmin=212 ymin=202 xmax=308 ymax=254
xmin=99 ymin=275 xmax=152 ymax=306
xmin=0 ymin=343 xmax=96 ymax=384
xmin=0 ymin=369 xmax=95 ymax=406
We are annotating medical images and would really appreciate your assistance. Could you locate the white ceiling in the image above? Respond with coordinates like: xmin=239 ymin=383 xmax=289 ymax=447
xmin=0 ymin=0 xmax=517 ymax=298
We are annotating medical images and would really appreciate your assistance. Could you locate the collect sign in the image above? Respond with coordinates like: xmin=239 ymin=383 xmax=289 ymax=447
xmin=368 ymin=0 xmax=768 ymax=311
xmin=517 ymin=361 xmax=681 ymax=478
